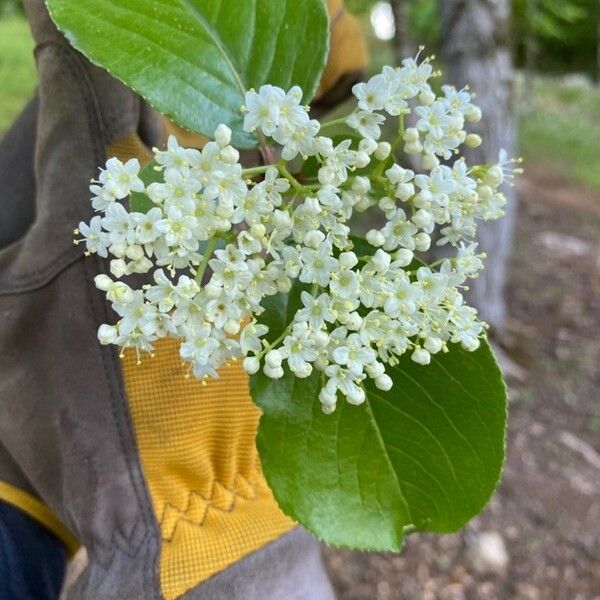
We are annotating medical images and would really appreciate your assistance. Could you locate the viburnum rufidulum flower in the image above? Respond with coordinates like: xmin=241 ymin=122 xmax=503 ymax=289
xmin=77 ymin=51 xmax=518 ymax=414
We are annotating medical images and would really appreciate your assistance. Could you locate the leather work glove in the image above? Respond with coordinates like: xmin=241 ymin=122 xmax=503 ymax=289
xmin=0 ymin=1 xmax=367 ymax=598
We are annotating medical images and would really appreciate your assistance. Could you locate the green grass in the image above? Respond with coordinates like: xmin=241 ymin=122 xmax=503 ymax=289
xmin=518 ymin=76 xmax=600 ymax=189
xmin=0 ymin=16 xmax=36 ymax=133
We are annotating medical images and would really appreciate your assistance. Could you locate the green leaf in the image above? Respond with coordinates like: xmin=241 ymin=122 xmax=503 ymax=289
xmin=46 ymin=0 xmax=329 ymax=148
xmin=251 ymin=286 xmax=507 ymax=551
xmin=129 ymin=159 xmax=161 ymax=213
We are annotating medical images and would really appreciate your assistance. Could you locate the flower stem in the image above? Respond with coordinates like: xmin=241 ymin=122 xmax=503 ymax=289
xmin=390 ymin=112 xmax=406 ymax=155
xmin=195 ymin=236 xmax=218 ymax=283
xmin=320 ymin=116 xmax=348 ymax=130
xmin=277 ymin=160 xmax=310 ymax=194
xmin=242 ymin=165 xmax=270 ymax=178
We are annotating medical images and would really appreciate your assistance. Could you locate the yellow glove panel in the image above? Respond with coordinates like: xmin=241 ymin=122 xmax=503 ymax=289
xmin=120 ymin=338 xmax=295 ymax=600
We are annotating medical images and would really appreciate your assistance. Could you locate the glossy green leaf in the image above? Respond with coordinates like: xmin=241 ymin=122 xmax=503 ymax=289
xmin=251 ymin=284 xmax=507 ymax=550
xmin=129 ymin=159 xmax=161 ymax=213
xmin=46 ymin=0 xmax=329 ymax=148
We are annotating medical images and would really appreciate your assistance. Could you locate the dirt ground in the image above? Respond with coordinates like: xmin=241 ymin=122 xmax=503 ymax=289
xmin=324 ymin=165 xmax=600 ymax=600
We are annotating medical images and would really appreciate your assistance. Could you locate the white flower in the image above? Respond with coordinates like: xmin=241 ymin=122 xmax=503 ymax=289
xmin=330 ymin=332 xmax=376 ymax=377
xmin=330 ymin=269 xmax=360 ymax=300
xmin=98 ymin=157 xmax=144 ymax=200
xmin=78 ymin=216 xmax=109 ymax=257
xmin=156 ymin=206 xmax=195 ymax=247
xmin=155 ymin=135 xmax=199 ymax=176
xmin=132 ymin=207 xmax=163 ymax=245
xmin=299 ymin=243 xmax=338 ymax=287
xmin=90 ymin=182 xmax=117 ymax=212
xmin=346 ymin=111 xmax=385 ymax=140
xmin=243 ymin=85 xmax=285 ymax=135
xmin=296 ymin=291 xmax=335 ymax=330
xmin=352 ymin=74 xmax=390 ymax=111
xmin=80 ymin=69 xmax=512 ymax=411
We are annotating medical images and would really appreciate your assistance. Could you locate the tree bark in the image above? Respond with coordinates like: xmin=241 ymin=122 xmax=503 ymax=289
xmin=439 ymin=0 xmax=517 ymax=334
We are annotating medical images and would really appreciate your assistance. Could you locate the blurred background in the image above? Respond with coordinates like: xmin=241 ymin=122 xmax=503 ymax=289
xmin=1 ymin=0 xmax=599 ymax=597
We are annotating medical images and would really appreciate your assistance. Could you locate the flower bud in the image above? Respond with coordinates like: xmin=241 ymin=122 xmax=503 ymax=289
xmin=352 ymin=176 xmax=370 ymax=195
xmin=414 ymin=232 xmax=431 ymax=252
xmin=219 ymin=146 xmax=239 ymax=164
xmin=374 ymin=141 xmax=391 ymax=161
xmin=214 ymin=123 xmax=232 ymax=147
xmin=131 ymin=257 xmax=152 ymax=274
xmin=379 ymin=196 xmax=396 ymax=213
xmin=412 ymin=209 xmax=434 ymax=233
xmin=204 ymin=282 xmax=222 ymax=298
xmin=366 ymin=229 xmax=385 ymax=247
xmin=319 ymin=388 xmax=337 ymax=409
xmin=358 ymin=138 xmax=378 ymax=155
xmin=321 ymin=403 xmax=336 ymax=414
xmin=419 ymin=89 xmax=436 ymax=106
xmin=424 ymin=337 xmax=443 ymax=354
xmin=404 ymin=141 xmax=422 ymax=155
xmin=346 ymin=312 xmax=363 ymax=331
xmin=294 ymin=363 xmax=313 ymax=378
xmin=265 ymin=349 xmax=283 ymax=369
xmin=303 ymin=230 xmax=326 ymax=249
xmin=106 ymin=282 xmax=134 ymax=305
xmin=110 ymin=259 xmax=128 ymax=278
xmin=271 ymin=210 xmax=292 ymax=229
xmin=422 ymin=153 xmax=439 ymax=170
xmin=264 ymin=364 xmax=284 ymax=379
xmin=485 ymin=165 xmax=503 ymax=188
xmin=243 ymin=356 xmax=260 ymax=375
xmin=372 ymin=249 xmax=391 ymax=272
xmin=250 ymin=223 xmax=266 ymax=238
xmin=465 ymin=105 xmax=482 ymax=122
xmin=347 ymin=386 xmax=365 ymax=406
xmin=94 ymin=274 xmax=113 ymax=291
xmin=396 ymin=183 xmax=415 ymax=202
xmin=318 ymin=166 xmax=335 ymax=185
xmin=375 ymin=374 xmax=393 ymax=391
xmin=97 ymin=324 xmax=118 ymax=345
xmin=339 ymin=251 xmax=358 ymax=270
xmin=276 ymin=277 xmax=292 ymax=293
xmin=354 ymin=151 xmax=370 ymax=168
xmin=465 ymin=133 xmax=482 ymax=148
xmin=477 ymin=184 xmax=493 ymax=201
xmin=461 ymin=337 xmax=481 ymax=352
xmin=315 ymin=136 xmax=334 ymax=155
xmin=411 ymin=347 xmax=431 ymax=365
xmin=315 ymin=356 xmax=329 ymax=371
xmin=109 ymin=242 xmax=127 ymax=258
xmin=403 ymin=127 xmax=420 ymax=143
xmin=313 ymin=330 xmax=329 ymax=347
xmin=394 ymin=249 xmax=414 ymax=267
xmin=126 ymin=245 xmax=144 ymax=261
xmin=366 ymin=362 xmax=385 ymax=379
xmin=354 ymin=198 xmax=370 ymax=212
xmin=224 ymin=320 xmax=240 ymax=335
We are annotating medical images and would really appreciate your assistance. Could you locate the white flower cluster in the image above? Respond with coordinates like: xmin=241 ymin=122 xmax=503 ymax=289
xmin=77 ymin=52 xmax=518 ymax=413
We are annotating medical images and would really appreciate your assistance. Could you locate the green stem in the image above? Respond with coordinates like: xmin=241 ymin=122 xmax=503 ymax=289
xmin=320 ymin=116 xmax=348 ymax=130
xmin=195 ymin=236 xmax=218 ymax=283
xmin=242 ymin=165 xmax=270 ymax=178
xmin=260 ymin=321 xmax=294 ymax=356
xmin=390 ymin=112 xmax=406 ymax=155
xmin=277 ymin=160 xmax=310 ymax=194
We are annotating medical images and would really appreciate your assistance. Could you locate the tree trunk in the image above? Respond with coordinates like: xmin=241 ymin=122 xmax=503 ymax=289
xmin=440 ymin=0 xmax=517 ymax=335
xmin=390 ymin=0 xmax=414 ymax=64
